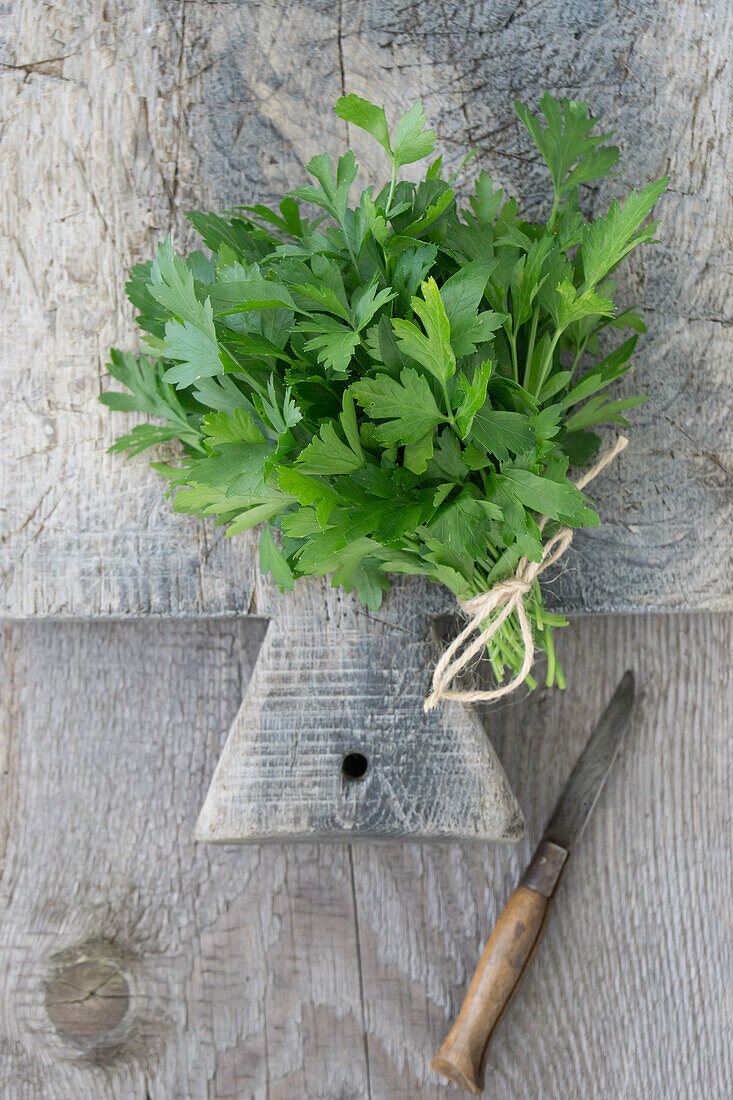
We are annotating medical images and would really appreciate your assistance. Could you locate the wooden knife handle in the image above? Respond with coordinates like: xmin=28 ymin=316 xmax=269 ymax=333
xmin=431 ymin=840 xmax=568 ymax=1095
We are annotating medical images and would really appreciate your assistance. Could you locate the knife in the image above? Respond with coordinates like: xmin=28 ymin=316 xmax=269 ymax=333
xmin=431 ymin=670 xmax=636 ymax=1094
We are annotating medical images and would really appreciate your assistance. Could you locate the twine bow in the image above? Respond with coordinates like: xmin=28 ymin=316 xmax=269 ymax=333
xmin=424 ymin=435 xmax=629 ymax=711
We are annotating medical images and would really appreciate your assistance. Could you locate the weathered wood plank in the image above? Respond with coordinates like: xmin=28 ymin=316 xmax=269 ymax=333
xmin=195 ymin=581 xmax=524 ymax=843
xmin=0 ymin=619 xmax=373 ymax=1099
xmin=351 ymin=612 xmax=733 ymax=1097
xmin=1 ymin=0 xmax=731 ymax=618
xmin=0 ymin=613 xmax=730 ymax=1098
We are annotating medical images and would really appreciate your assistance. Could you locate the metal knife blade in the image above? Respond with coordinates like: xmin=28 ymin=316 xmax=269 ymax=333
xmin=543 ymin=670 xmax=635 ymax=851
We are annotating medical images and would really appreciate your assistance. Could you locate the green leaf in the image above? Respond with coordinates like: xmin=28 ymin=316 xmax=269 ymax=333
xmin=395 ymin=187 xmax=454 ymax=240
xmin=186 ymin=442 xmax=275 ymax=497
xmin=538 ymin=370 xmax=573 ymax=403
xmin=334 ymin=558 xmax=391 ymax=611
xmin=226 ymin=499 xmax=289 ymax=535
xmin=148 ymin=237 xmax=213 ymax=330
xmin=430 ymin=430 xmax=468 ymax=481
xmin=564 ymin=394 xmax=646 ymax=431
xmin=107 ymin=423 xmax=182 ymax=457
xmin=259 ymin=525 xmax=295 ymax=590
xmin=161 ymin=315 xmax=223 ymax=387
xmin=187 ymin=210 xmax=266 ymax=258
xmin=491 ymin=487 xmax=544 ymax=560
xmin=440 ymin=260 xmax=490 ymax=325
xmin=291 ymin=282 xmax=352 ymax=323
xmin=432 ymin=482 xmax=454 ymax=508
xmin=562 ymin=429 xmax=601 ymax=466
xmin=581 ymin=178 xmax=668 ymax=288
xmin=393 ymin=244 xmax=438 ymax=310
xmin=468 ymin=171 xmax=506 ymax=227
xmin=392 ymin=278 xmax=456 ymax=386
xmin=346 ymin=496 xmax=427 ymax=542
xmin=510 ymin=236 xmax=553 ymax=327
xmin=296 ymin=421 xmax=365 ymax=475
xmin=403 ymin=431 xmax=434 ymax=474
xmin=351 ymin=282 xmax=396 ymax=332
xmin=361 ymin=192 xmax=388 ymax=246
xmin=499 ymin=466 xmax=598 ymax=526
xmin=280 ymin=507 xmax=322 ymax=537
xmin=277 ymin=467 xmax=337 ymax=527
xmin=363 ymin=315 xmax=402 ymax=371
xmin=514 ymin=93 xmax=620 ymax=204
xmin=202 ymin=408 xmax=265 ymax=448
xmin=221 ymin=330 xmax=292 ymax=362
xmin=340 ymin=392 xmax=365 ymax=462
xmin=455 ymin=360 xmax=493 ymax=438
xmin=126 ymin=261 xmax=168 ymax=337
xmin=471 ymin=406 xmax=536 ymax=461
xmin=440 ymin=261 xmax=504 ymax=357
xmin=297 ymin=532 xmax=377 ymax=573
xmin=560 ymin=336 xmax=637 ymax=409
xmin=335 ymin=94 xmax=391 ymax=156
xmin=190 ymin=375 xmax=259 ymax=418
xmin=351 ymin=367 xmax=446 ymax=445
xmin=297 ymin=316 xmax=361 ymax=374
xmin=291 ymin=151 xmax=358 ymax=247
xmin=547 ymin=279 xmax=615 ymax=332
xmin=101 ymin=350 xmax=195 ymax=432
xmin=209 ymin=274 xmax=296 ymax=315
xmin=423 ymin=494 xmax=492 ymax=558
xmin=393 ymin=102 xmax=436 ymax=168
xmin=532 ymin=403 xmax=563 ymax=443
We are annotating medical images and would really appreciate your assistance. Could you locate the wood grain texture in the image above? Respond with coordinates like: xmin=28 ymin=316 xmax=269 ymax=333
xmin=1 ymin=0 xmax=732 ymax=618
xmin=1 ymin=2 xmax=732 ymax=1091
xmin=0 ymin=612 xmax=731 ymax=1098
xmin=196 ymin=580 xmax=524 ymax=843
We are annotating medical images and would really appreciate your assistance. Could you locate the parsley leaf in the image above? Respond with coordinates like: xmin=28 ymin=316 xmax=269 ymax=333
xmin=103 ymin=90 xmax=665 ymax=686
xmin=296 ymin=421 xmax=365 ymax=475
xmin=351 ymin=367 xmax=445 ymax=445
xmin=260 ymin=525 xmax=295 ymax=590
xmin=392 ymin=278 xmax=456 ymax=387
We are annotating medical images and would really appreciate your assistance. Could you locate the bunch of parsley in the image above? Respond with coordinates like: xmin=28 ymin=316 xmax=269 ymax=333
xmin=102 ymin=93 xmax=666 ymax=691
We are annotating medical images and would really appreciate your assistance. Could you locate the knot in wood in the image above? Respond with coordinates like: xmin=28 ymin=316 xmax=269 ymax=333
xmin=46 ymin=956 xmax=130 ymax=1048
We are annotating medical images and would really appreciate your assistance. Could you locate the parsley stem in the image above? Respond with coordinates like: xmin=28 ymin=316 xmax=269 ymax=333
xmin=534 ymin=328 xmax=561 ymax=396
xmin=439 ymin=378 xmax=457 ymax=430
xmin=548 ymin=189 xmax=560 ymax=231
xmin=524 ymin=309 xmax=539 ymax=387
xmin=385 ymin=165 xmax=397 ymax=218
xmin=508 ymin=330 xmax=519 ymax=383
xmin=544 ymin=623 xmax=557 ymax=687
xmin=569 ymin=333 xmax=589 ymax=379
xmin=342 ymin=229 xmax=359 ymax=273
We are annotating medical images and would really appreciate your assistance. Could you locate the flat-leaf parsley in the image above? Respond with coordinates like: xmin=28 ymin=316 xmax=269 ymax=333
xmin=102 ymin=92 xmax=666 ymax=692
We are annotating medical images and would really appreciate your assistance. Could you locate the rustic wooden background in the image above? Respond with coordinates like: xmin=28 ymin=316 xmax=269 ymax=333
xmin=1 ymin=614 xmax=731 ymax=1097
xmin=2 ymin=0 xmax=732 ymax=615
xmin=1 ymin=0 xmax=732 ymax=1096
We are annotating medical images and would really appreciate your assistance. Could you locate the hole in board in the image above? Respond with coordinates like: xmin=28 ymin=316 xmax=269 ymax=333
xmin=342 ymin=751 xmax=369 ymax=781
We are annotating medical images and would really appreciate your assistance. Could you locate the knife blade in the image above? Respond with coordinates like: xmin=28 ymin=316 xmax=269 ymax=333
xmin=431 ymin=671 xmax=636 ymax=1095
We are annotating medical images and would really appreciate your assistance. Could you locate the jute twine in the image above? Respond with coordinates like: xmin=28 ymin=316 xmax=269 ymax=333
xmin=424 ymin=435 xmax=629 ymax=711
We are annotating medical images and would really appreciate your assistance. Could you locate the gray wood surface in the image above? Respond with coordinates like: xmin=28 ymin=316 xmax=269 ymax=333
xmin=2 ymin=3 xmax=732 ymax=1093
xmin=1 ymin=612 xmax=731 ymax=1098
xmin=195 ymin=581 xmax=524 ymax=843
xmin=1 ymin=0 xmax=732 ymax=619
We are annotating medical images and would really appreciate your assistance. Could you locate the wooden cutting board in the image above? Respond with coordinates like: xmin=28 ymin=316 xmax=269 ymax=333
xmin=2 ymin=0 xmax=731 ymax=840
